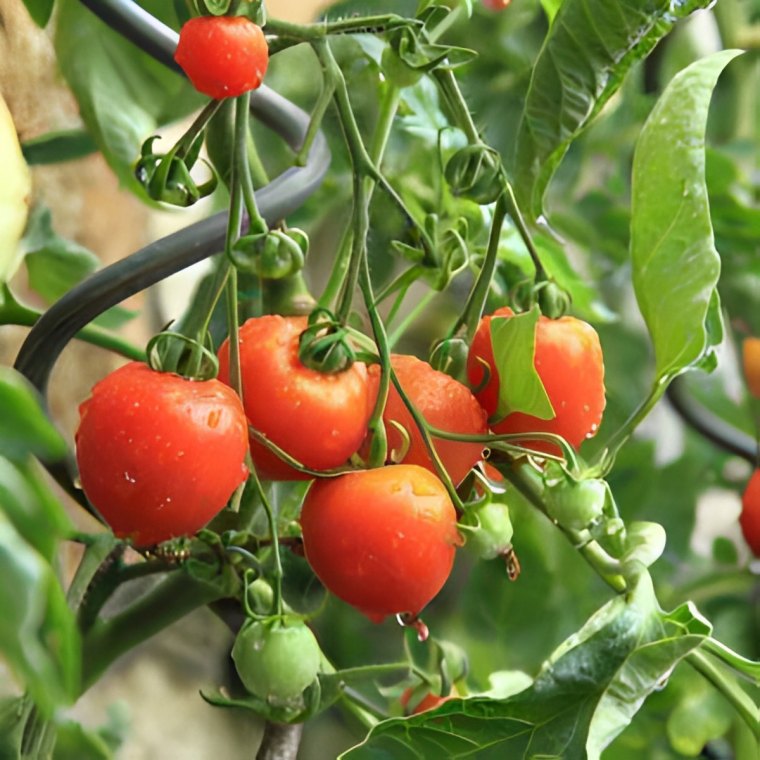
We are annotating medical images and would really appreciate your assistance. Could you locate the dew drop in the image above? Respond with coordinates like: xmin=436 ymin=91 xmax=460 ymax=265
xmin=207 ymin=410 xmax=221 ymax=428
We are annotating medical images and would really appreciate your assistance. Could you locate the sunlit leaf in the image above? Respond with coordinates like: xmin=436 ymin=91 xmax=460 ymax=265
xmin=631 ymin=50 xmax=743 ymax=382
xmin=512 ymin=0 xmax=715 ymax=220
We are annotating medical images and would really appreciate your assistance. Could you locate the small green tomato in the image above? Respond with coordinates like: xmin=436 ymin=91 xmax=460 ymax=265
xmin=232 ymin=620 xmax=321 ymax=705
xmin=461 ymin=499 xmax=514 ymax=560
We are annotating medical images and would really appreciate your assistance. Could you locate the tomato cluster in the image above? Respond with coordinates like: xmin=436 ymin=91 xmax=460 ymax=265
xmin=75 ymin=307 xmax=605 ymax=622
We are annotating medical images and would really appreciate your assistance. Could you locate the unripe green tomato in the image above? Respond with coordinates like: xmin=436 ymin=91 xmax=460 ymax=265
xmin=544 ymin=478 xmax=606 ymax=531
xmin=232 ymin=620 xmax=321 ymax=705
xmin=461 ymin=500 xmax=514 ymax=560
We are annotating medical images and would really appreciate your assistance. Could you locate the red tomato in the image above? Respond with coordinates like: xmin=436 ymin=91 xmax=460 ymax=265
xmin=174 ymin=16 xmax=269 ymax=100
xmin=217 ymin=315 xmax=372 ymax=480
xmin=740 ymin=469 xmax=760 ymax=557
xmin=366 ymin=355 xmax=487 ymax=485
xmin=75 ymin=362 xmax=248 ymax=547
xmin=300 ymin=465 xmax=461 ymax=622
xmin=467 ymin=306 xmax=605 ymax=455
xmin=482 ymin=0 xmax=512 ymax=9
xmin=742 ymin=337 xmax=760 ymax=399
xmin=399 ymin=688 xmax=452 ymax=715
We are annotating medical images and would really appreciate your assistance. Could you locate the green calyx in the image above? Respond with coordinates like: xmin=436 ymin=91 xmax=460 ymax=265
xmin=230 ymin=228 xmax=308 ymax=279
xmin=445 ymin=145 xmax=503 ymax=206
xmin=298 ymin=309 xmax=356 ymax=374
xmin=429 ymin=336 xmax=469 ymax=383
xmin=460 ymin=496 xmax=514 ymax=561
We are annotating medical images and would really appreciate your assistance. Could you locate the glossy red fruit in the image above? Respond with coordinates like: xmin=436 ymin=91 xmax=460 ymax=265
xmin=75 ymin=362 xmax=248 ymax=547
xmin=174 ymin=16 xmax=269 ymax=99
xmin=300 ymin=465 xmax=461 ymax=622
xmin=467 ymin=306 xmax=605 ymax=454
xmin=400 ymin=688 xmax=452 ymax=715
xmin=742 ymin=337 xmax=760 ymax=399
xmin=740 ymin=469 xmax=760 ymax=557
xmin=217 ymin=315 xmax=372 ymax=480
xmin=367 ymin=354 xmax=487 ymax=485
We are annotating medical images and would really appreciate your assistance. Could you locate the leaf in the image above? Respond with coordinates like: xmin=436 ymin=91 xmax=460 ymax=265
xmin=21 ymin=130 xmax=98 ymax=165
xmin=512 ymin=0 xmax=716 ymax=220
xmin=0 ymin=696 xmax=27 ymax=760
xmin=631 ymin=50 xmax=743 ymax=382
xmin=0 ymin=92 xmax=31 ymax=283
xmin=341 ymin=574 xmax=710 ymax=760
xmin=0 ymin=367 xmax=66 ymax=463
xmin=21 ymin=206 xmax=136 ymax=328
xmin=0 ymin=458 xmax=71 ymax=562
xmin=539 ymin=0 xmax=563 ymax=21
xmin=21 ymin=0 xmax=55 ymax=27
xmin=0 ymin=512 xmax=81 ymax=716
xmin=54 ymin=0 xmax=204 ymax=197
xmin=490 ymin=306 xmax=554 ymax=421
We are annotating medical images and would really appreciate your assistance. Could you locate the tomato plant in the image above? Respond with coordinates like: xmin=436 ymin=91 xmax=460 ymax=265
xmin=174 ymin=16 xmax=269 ymax=99
xmin=366 ymin=353 xmax=487 ymax=485
xmin=467 ymin=306 xmax=605 ymax=454
xmin=300 ymin=465 xmax=460 ymax=622
xmin=1 ymin=0 xmax=758 ymax=757
xmin=75 ymin=361 xmax=249 ymax=547
xmin=217 ymin=314 xmax=372 ymax=479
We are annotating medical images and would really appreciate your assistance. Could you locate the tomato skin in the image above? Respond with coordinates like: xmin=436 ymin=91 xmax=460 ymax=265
xmin=467 ymin=307 xmax=605 ymax=454
xmin=75 ymin=362 xmax=248 ymax=547
xmin=742 ymin=337 xmax=760 ymax=398
xmin=232 ymin=620 xmax=322 ymax=705
xmin=399 ymin=688 xmax=451 ymax=715
xmin=217 ymin=315 xmax=372 ymax=480
xmin=174 ymin=16 xmax=268 ymax=100
xmin=482 ymin=0 xmax=512 ymax=9
xmin=300 ymin=465 xmax=461 ymax=622
xmin=740 ymin=469 xmax=760 ymax=557
xmin=367 ymin=355 xmax=487 ymax=485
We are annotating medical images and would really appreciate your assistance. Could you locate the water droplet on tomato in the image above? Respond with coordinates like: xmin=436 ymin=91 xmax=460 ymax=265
xmin=582 ymin=404 xmax=590 ymax=413
xmin=207 ymin=410 xmax=221 ymax=428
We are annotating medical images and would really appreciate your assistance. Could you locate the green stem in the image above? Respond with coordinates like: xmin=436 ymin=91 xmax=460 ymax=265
xmin=452 ymin=193 xmax=507 ymax=343
xmin=295 ymin=77 xmax=336 ymax=166
xmin=249 ymin=469 xmax=284 ymax=617
xmin=503 ymin=182 xmax=546 ymax=282
xmin=501 ymin=458 xmax=628 ymax=593
xmin=0 ymin=290 xmax=144 ymax=361
xmin=175 ymin=99 xmax=224 ymax=159
xmin=265 ymin=14 xmax=410 ymax=42
xmin=687 ymin=650 xmax=759 ymax=740
xmin=65 ymin=533 xmax=119 ymax=611
xmin=701 ymin=637 xmax=760 ymax=685
xmin=81 ymin=570 xmax=233 ymax=691
xmin=595 ymin=379 xmax=669 ymax=471
xmin=433 ymin=68 xmax=481 ymax=144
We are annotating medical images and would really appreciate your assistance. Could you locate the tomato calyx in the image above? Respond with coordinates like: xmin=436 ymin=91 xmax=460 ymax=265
xmin=297 ymin=308 xmax=357 ymax=373
xmin=542 ymin=461 xmax=609 ymax=532
xmin=145 ymin=330 xmax=220 ymax=381
xmin=229 ymin=227 xmax=308 ymax=279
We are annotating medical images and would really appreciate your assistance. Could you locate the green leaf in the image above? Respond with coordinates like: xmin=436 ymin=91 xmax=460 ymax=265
xmin=21 ymin=130 xmax=98 ymax=165
xmin=490 ymin=306 xmax=554 ymax=421
xmin=512 ymin=0 xmax=716 ymax=220
xmin=0 ymin=458 xmax=71 ymax=562
xmin=0 ymin=697 xmax=27 ymax=760
xmin=0 ymin=367 xmax=66 ymax=463
xmin=0 ymin=513 xmax=81 ymax=715
xmin=341 ymin=574 xmax=710 ymax=760
xmin=21 ymin=207 xmax=136 ymax=328
xmin=666 ymin=681 xmax=734 ymax=756
xmin=21 ymin=0 xmax=55 ymax=27
xmin=539 ymin=0 xmax=563 ymax=21
xmin=54 ymin=0 xmax=204 ymax=198
xmin=53 ymin=708 xmax=129 ymax=760
xmin=631 ymin=50 xmax=743 ymax=382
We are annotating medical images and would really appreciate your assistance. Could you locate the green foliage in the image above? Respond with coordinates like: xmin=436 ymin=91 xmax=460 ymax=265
xmin=21 ymin=0 xmax=54 ymax=27
xmin=512 ymin=0 xmax=716 ymax=220
xmin=53 ymin=0 xmax=203 ymax=199
xmin=631 ymin=50 xmax=743 ymax=382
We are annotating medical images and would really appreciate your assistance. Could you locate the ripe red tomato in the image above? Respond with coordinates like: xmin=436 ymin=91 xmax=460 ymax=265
xmin=740 ymin=469 xmax=760 ymax=557
xmin=482 ymin=0 xmax=512 ymax=9
xmin=366 ymin=354 xmax=487 ymax=485
xmin=174 ymin=16 xmax=269 ymax=100
xmin=300 ymin=465 xmax=461 ymax=622
xmin=217 ymin=315 xmax=372 ymax=480
xmin=75 ymin=362 xmax=248 ymax=547
xmin=467 ymin=306 xmax=605 ymax=455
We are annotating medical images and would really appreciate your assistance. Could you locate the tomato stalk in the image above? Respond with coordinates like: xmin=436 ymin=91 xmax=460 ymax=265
xmin=499 ymin=458 xmax=628 ymax=593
